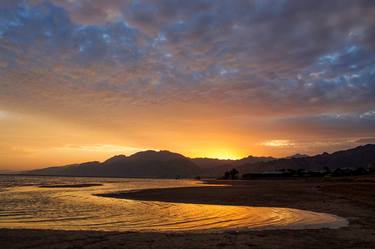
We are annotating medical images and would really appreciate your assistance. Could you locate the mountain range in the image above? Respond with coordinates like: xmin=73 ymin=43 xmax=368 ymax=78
xmin=23 ymin=144 xmax=375 ymax=178
xmin=238 ymin=144 xmax=375 ymax=173
xmin=26 ymin=150 xmax=200 ymax=178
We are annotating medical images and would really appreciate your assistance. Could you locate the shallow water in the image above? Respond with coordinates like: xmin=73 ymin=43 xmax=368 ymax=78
xmin=0 ymin=175 xmax=347 ymax=232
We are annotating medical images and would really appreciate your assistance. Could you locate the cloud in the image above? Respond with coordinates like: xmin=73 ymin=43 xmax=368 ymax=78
xmin=1 ymin=1 xmax=374 ymax=114
xmin=55 ymin=144 xmax=146 ymax=155
xmin=0 ymin=110 xmax=19 ymax=121
xmin=30 ymin=0 xmax=375 ymax=111
xmin=354 ymin=138 xmax=375 ymax=144
xmin=52 ymin=0 xmax=132 ymax=25
xmin=261 ymin=140 xmax=295 ymax=147
xmin=0 ymin=111 xmax=9 ymax=120
xmin=266 ymin=112 xmax=375 ymax=138
xmin=1 ymin=0 xmax=372 ymax=115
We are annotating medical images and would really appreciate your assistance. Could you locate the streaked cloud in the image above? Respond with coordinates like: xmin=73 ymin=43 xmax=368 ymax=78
xmin=55 ymin=144 xmax=146 ymax=155
xmin=354 ymin=138 xmax=375 ymax=144
xmin=0 ymin=111 xmax=9 ymax=120
xmin=261 ymin=140 xmax=295 ymax=147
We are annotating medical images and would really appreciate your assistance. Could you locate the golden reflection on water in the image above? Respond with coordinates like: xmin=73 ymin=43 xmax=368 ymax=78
xmin=0 ymin=176 xmax=347 ymax=232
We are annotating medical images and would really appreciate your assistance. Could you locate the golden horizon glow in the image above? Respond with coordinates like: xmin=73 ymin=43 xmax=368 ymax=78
xmin=0 ymin=109 xmax=371 ymax=170
xmin=190 ymin=148 xmax=245 ymax=160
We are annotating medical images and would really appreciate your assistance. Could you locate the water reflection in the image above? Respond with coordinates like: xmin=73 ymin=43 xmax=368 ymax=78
xmin=0 ymin=176 xmax=347 ymax=232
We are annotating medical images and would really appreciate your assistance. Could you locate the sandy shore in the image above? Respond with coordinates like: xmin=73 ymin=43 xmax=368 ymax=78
xmin=39 ymin=183 xmax=103 ymax=188
xmin=1 ymin=176 xmax=375 ymax=249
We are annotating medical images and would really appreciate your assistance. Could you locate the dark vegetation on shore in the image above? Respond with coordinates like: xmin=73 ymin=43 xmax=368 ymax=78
xmin=240 ymin=164 xmax=374 ymax=179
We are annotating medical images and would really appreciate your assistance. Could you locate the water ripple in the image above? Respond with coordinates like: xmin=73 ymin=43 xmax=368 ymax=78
xmin=0 ymin=176 xmax=348 ymax=232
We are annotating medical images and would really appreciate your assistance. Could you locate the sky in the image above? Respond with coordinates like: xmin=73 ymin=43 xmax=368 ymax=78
xmin=0 ymin=0 xmax=375 ymax=169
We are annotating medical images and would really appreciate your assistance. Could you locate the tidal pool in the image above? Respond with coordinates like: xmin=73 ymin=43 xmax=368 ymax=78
xmin=0 ymin=176 xmax=348 ymax=232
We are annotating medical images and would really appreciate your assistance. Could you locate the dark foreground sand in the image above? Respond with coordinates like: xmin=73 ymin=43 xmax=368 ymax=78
xmin=1 ymin=176 xmax=375 ymax=249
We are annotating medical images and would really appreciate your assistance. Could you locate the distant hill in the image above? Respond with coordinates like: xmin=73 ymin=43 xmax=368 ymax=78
xmin=191 ymin=156 xmax=275 ymax=177
xmin=239 ymin=144 xmax=375 ymax=174
xmin=26 ymin=152 xmax=276 ymax=178
xmin=284 ymin=153 xmax=309 ymax=159
xmin=191 ymin=156 xmax=275 ymax=169
xmin=191 ymin=158 xmax=236 ymax=169
xmin=0 ymin=169 xmax=17 ymax=174
xmin=26 ymin=150 xmax=200 ymax=178
xmin=24 ymin=145 xmax=375 ymax=178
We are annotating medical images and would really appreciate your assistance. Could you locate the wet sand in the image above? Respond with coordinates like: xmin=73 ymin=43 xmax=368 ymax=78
xmin=39 ymin=183 xmax=103 ymax=188
xmin=1 ymin=176 xmax=375 ymax=249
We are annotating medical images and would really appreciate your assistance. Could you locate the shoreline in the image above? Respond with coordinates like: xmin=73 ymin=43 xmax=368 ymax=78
xmin=98 ymin=177 xmax=374 ymax=213
xmin=1 ymin=176 xmax=375 ymax=248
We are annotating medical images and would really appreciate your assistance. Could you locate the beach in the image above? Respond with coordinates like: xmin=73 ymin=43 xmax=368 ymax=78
xmin=1 ymin=176 xmax=375 ymax=249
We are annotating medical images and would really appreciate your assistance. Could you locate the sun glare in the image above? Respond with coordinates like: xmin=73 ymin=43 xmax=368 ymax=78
xmin=196 ymin=148 xmax=244 ymax=160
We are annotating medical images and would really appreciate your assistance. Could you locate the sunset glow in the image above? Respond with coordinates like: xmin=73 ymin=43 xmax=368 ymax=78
xmin=0 ymin=1 xmax=374 ymax=170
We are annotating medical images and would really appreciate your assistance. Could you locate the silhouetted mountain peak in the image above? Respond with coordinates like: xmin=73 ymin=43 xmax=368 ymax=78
xmin=238 ymin=155 xmax=275 ymax=164
xmin=359 ymin=144 xmax=375 ymax=149
xmin=25 ymin=145 xmax=375 ymax=178
xmin=285 ymin=153 xmax=309 ymax=159
xmin=103 ymin=155 xmax=127 ymax=164
xmin=26 ymin=150 xmax=198 ymax=178
xmin=242 ymin=155 xmax=255 ymax=159
xmin=129 ymin=150 xmax=186 ymax=161
xmin=78 ymin=161 xmax=101 ymax=167
xmin=239 ymin=144 xmax=375 ymax=173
